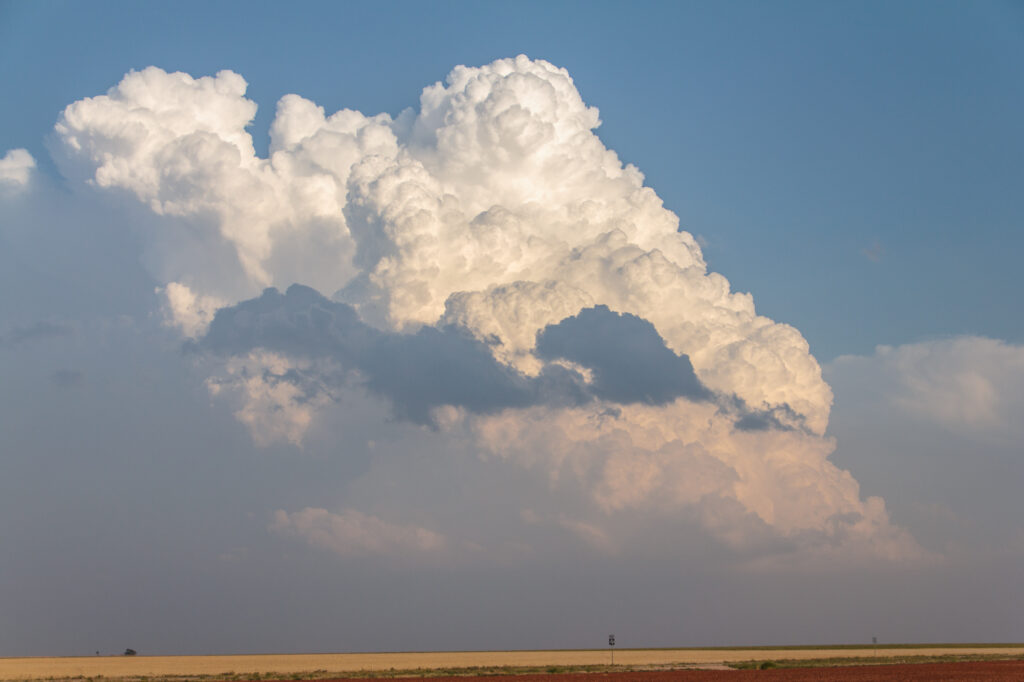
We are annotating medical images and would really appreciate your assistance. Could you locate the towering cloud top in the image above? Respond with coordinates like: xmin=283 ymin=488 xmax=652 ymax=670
xmin=51 ymin=56 xmax=914 ymax=559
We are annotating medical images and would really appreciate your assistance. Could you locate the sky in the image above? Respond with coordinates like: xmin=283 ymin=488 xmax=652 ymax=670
xmin=1 ymin=0 xmax=1023 ymax=656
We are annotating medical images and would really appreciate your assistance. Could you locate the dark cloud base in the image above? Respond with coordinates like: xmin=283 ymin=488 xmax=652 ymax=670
xmin=536 ymin=304 xmax=712 ymax=404
xmin=196 ymin=284 xmax=798 ymax=430
xmin=196 ymin=285 xmax=716 ymax=424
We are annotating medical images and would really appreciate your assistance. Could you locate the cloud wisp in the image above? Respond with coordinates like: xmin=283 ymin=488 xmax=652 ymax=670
xmin=34 ymin=55 xmax=921 ymax=563
xmin=0 ymin=320 xmax=75 ymax=348
xmin=0 ymin=148 xmax=35 ymax=190
xmin=271 ymin=508 xmax=449 ymax=560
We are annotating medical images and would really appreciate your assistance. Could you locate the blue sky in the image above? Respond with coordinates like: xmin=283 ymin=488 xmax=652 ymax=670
xmin=1 ymin=0 xmax=1023 ymax=656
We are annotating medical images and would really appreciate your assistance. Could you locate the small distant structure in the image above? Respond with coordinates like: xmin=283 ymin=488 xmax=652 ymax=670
xmin=124 ymin=648 xmax=137 ymax=656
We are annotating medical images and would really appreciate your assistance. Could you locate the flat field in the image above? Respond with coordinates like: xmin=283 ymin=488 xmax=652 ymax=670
xmin=299 ymin=662 xmax=1024 ymax=681
xmin=2 ymin=646 xmax=1023 ymax=681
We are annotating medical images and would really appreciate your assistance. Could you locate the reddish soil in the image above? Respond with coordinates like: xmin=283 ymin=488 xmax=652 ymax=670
xmin=265 ymin=661 xmax=1024 ymax=682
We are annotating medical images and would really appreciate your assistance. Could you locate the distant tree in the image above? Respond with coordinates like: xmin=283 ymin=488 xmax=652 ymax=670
xmin=124 ymin=648 xmax=137 ymax=656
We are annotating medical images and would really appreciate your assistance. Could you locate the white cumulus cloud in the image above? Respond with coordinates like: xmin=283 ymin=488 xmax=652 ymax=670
xmin=49 ymin=56 xmax=917 ymax=561
xmin=830 ymin=336 xmax=1024 ymax=440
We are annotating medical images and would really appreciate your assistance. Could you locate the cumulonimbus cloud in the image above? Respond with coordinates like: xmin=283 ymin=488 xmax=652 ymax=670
xmin=50 ymin=55 xmax=919 ymax=560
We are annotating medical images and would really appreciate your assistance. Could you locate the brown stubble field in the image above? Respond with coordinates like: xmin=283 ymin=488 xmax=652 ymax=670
xmin=2 ymin=646 xmax=1023 ymax=681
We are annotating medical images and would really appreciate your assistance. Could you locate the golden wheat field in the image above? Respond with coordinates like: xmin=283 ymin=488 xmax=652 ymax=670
xmin=3 ymin=646 xmax=1024 ymax=680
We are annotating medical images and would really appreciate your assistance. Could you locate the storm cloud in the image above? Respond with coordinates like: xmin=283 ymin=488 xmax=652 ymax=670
xmin=38 ymin=55 xmax=917 ymax=560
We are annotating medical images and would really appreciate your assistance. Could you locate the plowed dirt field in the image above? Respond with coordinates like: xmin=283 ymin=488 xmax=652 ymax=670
xmin=269 ymin=662 xmax=1024 ymax=682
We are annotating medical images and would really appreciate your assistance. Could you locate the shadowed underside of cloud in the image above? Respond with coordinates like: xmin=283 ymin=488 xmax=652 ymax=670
xmin=198 ymin=285 xmax=714 ymax=424
xmin=536 ymin=305 xmax=712 ymax=404
xmin=733 ymin=401 xmax=808 ymax=432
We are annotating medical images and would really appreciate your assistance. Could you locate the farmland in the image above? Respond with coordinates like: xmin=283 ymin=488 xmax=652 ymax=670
xmin=2 ymin=645 xmax=1023 ymax=681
